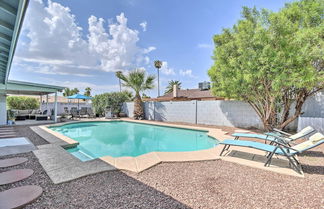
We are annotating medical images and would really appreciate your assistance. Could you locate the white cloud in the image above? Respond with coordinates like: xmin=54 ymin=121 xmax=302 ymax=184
xmin=139 ymin=21 xmax=147 ymax=32
xmin=40 ymin=77 xmax=120 ymax=95
xmin=197 ymin=43 xmax=213 ymax=49
xmin=179 ymin=69 xmax=193 ymax=77
xmin=159 ymin=61 xmax=175 ymax=75
xmin=13 ymin=0 xmax=155 ymax=77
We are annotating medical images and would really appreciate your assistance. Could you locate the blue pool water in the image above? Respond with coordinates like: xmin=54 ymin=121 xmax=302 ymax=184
xmin=50 ymin=121 xmax=218 ymax=160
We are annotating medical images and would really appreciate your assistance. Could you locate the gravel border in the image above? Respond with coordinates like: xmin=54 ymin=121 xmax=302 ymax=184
xmin=0 ymin=124 xmax=322 ymax=209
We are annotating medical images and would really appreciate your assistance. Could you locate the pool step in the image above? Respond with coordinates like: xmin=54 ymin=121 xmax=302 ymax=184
xmin=70 ymin=150 xmax=94 ymax=161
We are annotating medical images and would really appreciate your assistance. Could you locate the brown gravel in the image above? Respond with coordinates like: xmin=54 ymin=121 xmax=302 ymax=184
xmin=0 ymin=124 xmax=323 ymax=209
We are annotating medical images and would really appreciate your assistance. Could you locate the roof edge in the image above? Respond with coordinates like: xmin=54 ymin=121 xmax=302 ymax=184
xmin=5 ymin=0 xmax=30 ymax=84
xmin=8 ymin=80 xmax=65 ymax=90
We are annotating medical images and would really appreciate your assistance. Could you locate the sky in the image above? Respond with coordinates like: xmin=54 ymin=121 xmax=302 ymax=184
xmin=9 ymin=0 xmax=293 ymax=97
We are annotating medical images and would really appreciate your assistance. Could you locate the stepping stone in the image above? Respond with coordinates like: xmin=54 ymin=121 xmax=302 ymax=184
xmin=0 ymin=158 xmax=28 ymax=168
xmin=0 ymin=137 xmax=31 ymax=147
xmin=0 ymin=135 xmax=18 ymax=139
xmin=0 ymin=185 xmax=43 ymax=209
xmin=0 ymin=132 xmax=16 ymax=135
xmin=0 ymin=169 xmax=34 ymax=185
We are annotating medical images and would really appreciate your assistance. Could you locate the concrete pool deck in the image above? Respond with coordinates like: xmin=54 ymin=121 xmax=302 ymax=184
xmin=31 ymin=118 xmax=304 ymax=183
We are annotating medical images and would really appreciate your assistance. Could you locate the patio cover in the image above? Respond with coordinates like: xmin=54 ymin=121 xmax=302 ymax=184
xmin=0 ymin=0 xmax=29 ymax=85
xmin=0 ymin=80 xmax=65 ymax=125
xmin=0 ymin=0 xmax=66 ymax=125
xmin=0 ymin=80 xmax=65 ymax=95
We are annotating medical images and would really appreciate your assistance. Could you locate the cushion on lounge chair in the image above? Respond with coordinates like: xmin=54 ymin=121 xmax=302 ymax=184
xmin=292 ymin=133 xmax=324 ymax=152
xmin=289 ymin=126 xmax=315 ymax=140
xmin=309 ymin=132 xmax=324 ymax=143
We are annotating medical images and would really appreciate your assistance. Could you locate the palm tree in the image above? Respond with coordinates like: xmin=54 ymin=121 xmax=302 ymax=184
xmin=154 ymin=60 xmax=162 ymax=97
xmin=115 ymin=71 xmax=122 ymax=92
xmin=116 ymin=69 xmax=155 ymax=120
xmin=71 ymin=88 xmax=80 ymax=95
xmin=63 ymin=88 xmax=72 ymax=97
xmin=84 ymin=87 xmax=91 ymax=97
xmin=165 ymin=80 xmax=182 ymax=94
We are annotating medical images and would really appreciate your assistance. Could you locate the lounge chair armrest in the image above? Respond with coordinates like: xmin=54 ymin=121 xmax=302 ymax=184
xmin=274 ymin=141 xmax=301 ymax=153
xmin=264 ymin=133 xmax=291 ymax=144
xmin=264 ymin=132 xmax=281 ymax=138
xmin=272 ymin=128 xmax=292 ymax=136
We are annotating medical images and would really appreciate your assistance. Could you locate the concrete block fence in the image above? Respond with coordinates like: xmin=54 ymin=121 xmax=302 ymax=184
xmin=123 ymin=100 xmax=264 ymax=129
xmin=298 ymin=117 xmax=324 ymax=133
xmin=122 ymin=91 xmax=324 ymax=130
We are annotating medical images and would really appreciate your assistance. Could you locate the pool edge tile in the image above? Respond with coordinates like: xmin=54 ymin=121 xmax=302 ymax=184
xmin=115 ymin=157 xmax=138 ymax=172
xmin=135 ymin=152 xmax=161 ymax=172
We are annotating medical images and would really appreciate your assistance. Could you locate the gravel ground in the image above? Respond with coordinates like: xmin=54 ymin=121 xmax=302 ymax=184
xmin=0 ymin=124 xmax=323 ymax=209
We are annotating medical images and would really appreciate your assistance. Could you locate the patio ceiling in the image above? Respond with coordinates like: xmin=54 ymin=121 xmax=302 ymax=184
xmin=1 ymin=80 xmax=65 ymax=95
xmin=0 ymin=0 xmax=29 ymax=84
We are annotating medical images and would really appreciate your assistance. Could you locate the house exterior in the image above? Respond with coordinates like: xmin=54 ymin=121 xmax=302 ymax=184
xmin=0 ymin=0 xmax=65 ymax=125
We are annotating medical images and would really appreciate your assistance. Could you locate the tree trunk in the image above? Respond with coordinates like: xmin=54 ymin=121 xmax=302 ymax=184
xmin=279 ymin=90 xmax=307 ymax=130
xmin=133 ymin=93 xmax=144 ymax=120
xmin=249 ymin=100 xmax=276 ymax=131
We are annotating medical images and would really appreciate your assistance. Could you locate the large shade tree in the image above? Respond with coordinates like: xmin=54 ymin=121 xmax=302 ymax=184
xmin=116 ymin=69 xmax=155 ymax=119
xmin=208 ymin=0 xmax=324 ymax=130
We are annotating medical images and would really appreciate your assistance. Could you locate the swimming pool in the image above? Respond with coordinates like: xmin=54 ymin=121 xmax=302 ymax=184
xmin=49 ymin=121 xmax=218 ymax=161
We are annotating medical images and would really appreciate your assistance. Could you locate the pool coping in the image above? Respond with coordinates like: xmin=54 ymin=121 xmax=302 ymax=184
xmin=34 ymin=118 xmax=304 ymax=178
xmin=37 ymin=118 xmax=229 ymax=173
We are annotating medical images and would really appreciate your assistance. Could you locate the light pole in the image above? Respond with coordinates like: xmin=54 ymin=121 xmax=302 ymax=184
xmin=115 ymin=71 xmax=122 ymax=92
xmin=154 ymin=60 xmax=162 ymax=97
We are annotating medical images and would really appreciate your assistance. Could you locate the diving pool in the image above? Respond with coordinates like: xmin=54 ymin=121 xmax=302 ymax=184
xmin=49 ymin=121 xmax=218 ymax=161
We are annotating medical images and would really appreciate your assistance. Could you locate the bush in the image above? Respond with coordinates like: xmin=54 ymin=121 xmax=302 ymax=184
xmin=92 ymin=91 xmax=132 ymax=116
xmin=7 ymin=96 xmax=40 ymax=110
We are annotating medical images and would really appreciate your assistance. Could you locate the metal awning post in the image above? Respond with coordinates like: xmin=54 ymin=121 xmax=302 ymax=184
xmin=39 ymin=95 xmax=42 ymax=111
xmin=46 ymin=94 xmax=48 ymax=112
xmin=54 ymin=92 xmax=58 ymax=123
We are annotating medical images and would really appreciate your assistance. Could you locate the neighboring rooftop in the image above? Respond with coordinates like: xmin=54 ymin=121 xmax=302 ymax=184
xmin=147 ymin=88 xmax=224 ymax=101
xmin=148 ymin=82 xmax=224 ymax=101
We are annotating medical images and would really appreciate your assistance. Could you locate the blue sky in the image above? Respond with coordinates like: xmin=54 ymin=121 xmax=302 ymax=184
xmin=9 ymin=0 xmax=293 ymax=96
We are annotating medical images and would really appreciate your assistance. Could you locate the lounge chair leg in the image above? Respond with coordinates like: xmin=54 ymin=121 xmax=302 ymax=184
xmin=286 ymin=156 xmax=301 ymax=173
xmin=220 ymin=145 xmax=229 ymax=156
xmin=291 ymin=156 xmax=300 ymax=165
xmin=266 ymin=152 xmax=272 ymax=159
xmin=279 ymin=147 xmax=302 ymax=174
xmin=264 ymin=147 xmax=278 ymax=167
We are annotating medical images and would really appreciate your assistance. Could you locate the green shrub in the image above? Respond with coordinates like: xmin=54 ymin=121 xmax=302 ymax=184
xmin=7 ymin=96 xmax=40 ymax=110
xmin=92 ymin=91 xmax=132 ymax=116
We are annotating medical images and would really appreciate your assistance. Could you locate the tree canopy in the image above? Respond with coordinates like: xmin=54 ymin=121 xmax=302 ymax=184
xmin=208 ymin=0 xmax=324 ymax=130
xmin=116 ymin=69 xmax=155 ymax=119
xmin=63 ymin=88 xmax=80 ymax=96
xmin=165 ymin=80 xmax=182 ymax=94
xmin=7 ymin=96 xmax=39 ymax=110
xmin=84 ymin=87 xmax=91 ymax=97
xmin=92 ymin=91 xmax=132 ymax=116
